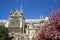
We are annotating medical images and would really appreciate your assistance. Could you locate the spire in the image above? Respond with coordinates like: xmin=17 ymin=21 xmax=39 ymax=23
xmin=20 ymin=4 xmax=23 ymax=14
xmin=20 ymin=4 xmax=23 ymax=11
xmin=16 ymin=9 xmax=18 ymax=12
xmin=14 ymin=6 xmax=19 ymax=13
xmin=10 ymin=9 xmax=13 ymax=15
xmin=10 ymin=9 xmax=13 ymax=13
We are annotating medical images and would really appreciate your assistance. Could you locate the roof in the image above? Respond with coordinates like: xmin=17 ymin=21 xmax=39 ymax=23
xmin=0 ymin=20 xmax=7 ymax=23
xmin=25 ymin=19 xmax=40 ymax=23
xmin=0 ymin=17 xmax=49 ymax=23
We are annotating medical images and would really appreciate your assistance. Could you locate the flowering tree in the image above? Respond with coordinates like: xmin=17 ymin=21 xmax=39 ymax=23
xmin=34 ymin=9 xmax=60 ymax=40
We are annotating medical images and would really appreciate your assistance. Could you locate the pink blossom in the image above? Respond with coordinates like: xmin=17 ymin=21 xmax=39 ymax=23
xmin=34 ymin=9 xmax=60 ymax=40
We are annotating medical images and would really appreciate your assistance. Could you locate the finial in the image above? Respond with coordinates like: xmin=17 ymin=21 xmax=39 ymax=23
xmin=15 ymin=6 xmax=18 ymax=12
xmin=16 ymin=6 xmax=18 ymax=10
xmin=40 ymin=15 xmax=44 ymax=19
xmin=15 ymin=6 xmax=18 ymax=11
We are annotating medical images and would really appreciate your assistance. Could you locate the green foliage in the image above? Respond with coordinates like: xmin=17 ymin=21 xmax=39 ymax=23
xmin=0 ymin=25 xmax=9 ymax=40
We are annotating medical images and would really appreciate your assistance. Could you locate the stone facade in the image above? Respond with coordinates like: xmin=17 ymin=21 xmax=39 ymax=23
xmin=0 ymin=5 xmax=49 ymax=40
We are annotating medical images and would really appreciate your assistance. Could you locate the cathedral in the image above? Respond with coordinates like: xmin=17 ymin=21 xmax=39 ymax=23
xmin=0 ymin=5 xmax=49 ymax=40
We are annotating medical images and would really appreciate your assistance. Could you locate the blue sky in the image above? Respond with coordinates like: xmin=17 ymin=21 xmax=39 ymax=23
xmin=0 ymin=0 xmax=60 ymax=19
